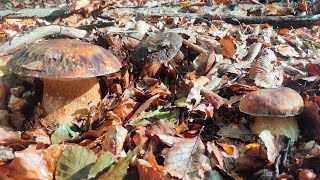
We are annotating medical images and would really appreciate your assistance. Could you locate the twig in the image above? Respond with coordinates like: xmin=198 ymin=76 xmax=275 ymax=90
xmin=0 ymin=25 xmax=90 ymax=56
xmin=101 ymin=5 xmax=320 ymax=28
xmin=0 ymin=8 xmax=69 ymax=19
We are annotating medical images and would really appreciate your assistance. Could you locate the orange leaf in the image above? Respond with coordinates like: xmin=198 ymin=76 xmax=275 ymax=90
xmin=147 ymin=149 xmax=165 ymax=171
xmin=137 ymin=159 xmax=164 ymax=180
xmin=220 ymin=36 xmax=236 ymax=59
xmin=278 ymin=29 xmax=290 ymax=35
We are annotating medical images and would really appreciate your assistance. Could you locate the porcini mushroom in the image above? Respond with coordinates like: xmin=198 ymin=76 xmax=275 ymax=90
xmin=129 ymin=32 xmax=182 ymax=77
xmin=239 ymin=87 xmax=304 ymax=142
xmin=7 ymin=39 xmax=122 ymax=126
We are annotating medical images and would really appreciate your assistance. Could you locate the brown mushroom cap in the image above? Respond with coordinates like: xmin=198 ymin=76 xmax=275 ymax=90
xmin=7 ymin=39 xmax=122 ymax=79
xmin=239 ymin=87 xmax=304 ymax=117
xmin=129 ymin=32 xmax=182 ymax=68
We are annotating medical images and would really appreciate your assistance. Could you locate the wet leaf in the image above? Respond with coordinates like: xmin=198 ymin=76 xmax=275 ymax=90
xmin=55 ymin=145 xmax=97 ymax=180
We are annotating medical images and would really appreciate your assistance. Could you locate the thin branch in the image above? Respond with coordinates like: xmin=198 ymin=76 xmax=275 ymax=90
xmin=0 ymin=8 xmax=70 ymax=19
xmin=0 ymin=25 xmax=90 ymax=56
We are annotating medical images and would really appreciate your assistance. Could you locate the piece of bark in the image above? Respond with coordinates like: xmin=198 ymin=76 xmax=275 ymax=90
xmin=0 ymin=8 xmax=69 ymax=19
xmin=0 ymin=25 xmax=90 ymax=56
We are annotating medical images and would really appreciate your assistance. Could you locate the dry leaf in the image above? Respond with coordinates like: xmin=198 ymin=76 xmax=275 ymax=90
xmin=164 ymin=137 xmax=211 ymax=179
xmin=22 ymin=61 xmax=44 ymax=71
xmin=207 ymin=141 xmax=226 ymax=171
xmin=2 ymin=145 xmax=54 ymax=180
xmin=200 ymin=88 xmax=224 ymax=109
xmin=137 ymin=159 xmax=164 ymax=180
xmin=249 ymin=49 xmax=284 ymax=88
xmin=102 ymin=125 xmax=128 ymax=155
xmin=265 ymin=3 xmax=295 ymax=16
xmin=220 ymin=36 xmax=236 ymax=59
xmin=259 ymin=130 xmax=279 ymax=164
xmin=243 ymin=43 xmax=262 ymax=63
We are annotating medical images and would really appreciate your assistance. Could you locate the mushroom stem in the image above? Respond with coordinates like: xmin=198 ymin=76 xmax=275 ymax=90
xmin=250 ymin=116 xmax=299 ymax=143
xmin=41 ymin=77 xmax=101 ymax=126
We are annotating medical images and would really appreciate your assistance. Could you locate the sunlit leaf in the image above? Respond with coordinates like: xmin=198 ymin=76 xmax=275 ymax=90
xmin=98 ymin=145 xmax=143 ymax=180
xmin=50 ymin=124 xmax=80 ymax=144
xmin=88 ymin=151 xmax=115 ymax=179
xmin=55 ymin=145 xmax=97 ymax=180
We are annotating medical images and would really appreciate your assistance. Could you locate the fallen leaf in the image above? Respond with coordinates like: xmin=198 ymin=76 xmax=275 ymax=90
xmin=98 ymin=145 xmax=143 ymax=180
xmin=217 ymin=123 xmax=254 ymax=142
xmin=137 ymin=159 xmax=164 ymax=180
xmin=50 ymin=125 xmax=80 ymax=144
xmin=55 ymin=145 xmax=97 ymax=180
xmin=200 ymin=87 xmax=224 ymax=109
xmin=0 ymin=146 xmax=14 ymax=163
xmin=207 ymin=141 xmax=226 ymax=171
xmin=164 ymin=137 xmax=211 ymax=179
xmin=249 ymin=49 xmax=284 ymax=88
xmin=102 ymin=125 xmax=128 ymax=155
xmin=259 ymin=130 xmax=279 ymax=164
xmin=129 ymin=107 xmax=178 ymax=127
xmin=220 ymin=36 xmax=236 ymax=59
xmin=88 ymin=151 xmax=115 ymax=179
xmin=2 ymin=145 xmax=54 ymax=180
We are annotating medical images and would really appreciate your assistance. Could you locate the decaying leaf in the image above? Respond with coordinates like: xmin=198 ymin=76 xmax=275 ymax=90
xmin=55 ymin=145 xmax=97 ymax=180
xmin=137 ymin=159 xmax=164 ymax=180
xmin=164 ymin=137 xmax=211 ymax=179
xmin=1 ymin=145 xmax=54 ymax=180
xmin=249 ymin=48 xmax=284 ymax=88
xmin=102 ymin=125 xmax=128 ymax=155
xmin=259 ymin=130 xmax=279 ymax=164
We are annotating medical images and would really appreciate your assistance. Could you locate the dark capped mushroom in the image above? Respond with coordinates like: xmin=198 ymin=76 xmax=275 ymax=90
xmin=129 ymin=32 xmax=182 ymax=77
xmin=7 ymin=39 xmax=122 ymax=126
xmin=239 ymin=87 xmax=304 ymax=142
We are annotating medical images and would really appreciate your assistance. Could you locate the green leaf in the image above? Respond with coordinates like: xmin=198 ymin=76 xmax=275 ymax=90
xmin=55 ymin=145 xmax=97 ymax=180
xmin=129 ymin=106 xmax=178 ymax=127
xmin=50 ymin=124 xmax=80 ymax=144
xmin=88 ymin=151 xmax=115 ymax=179
xmin=98 ymin=145 xmax=143 ymax=180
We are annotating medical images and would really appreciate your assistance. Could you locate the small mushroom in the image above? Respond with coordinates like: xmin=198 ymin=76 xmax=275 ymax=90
xmin=7 ymin=39 xmax=122 ymax=126
xmin=239 ymin=87 xmax=304 ymax=142
xmin=129 ymin=32 xmax=182 ymax=77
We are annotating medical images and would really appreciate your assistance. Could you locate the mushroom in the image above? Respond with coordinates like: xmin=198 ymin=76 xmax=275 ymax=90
xmin=239 ymin=87 xmax=304 ymax=142
xmin=7 ymin=39 xmax=122 ymax=126
xmin=129 ymin=32 xmax=182 ymax=77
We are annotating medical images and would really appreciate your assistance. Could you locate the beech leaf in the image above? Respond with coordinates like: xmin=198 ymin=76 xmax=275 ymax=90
xmin=98 ymin=145 xmax=143 ymax=180
xmin=88 ymin=151 xmax=115 ymax=179
xmin=164 ymin=137 xmax=211 ymax=179
xmin=55 ymin=145 xmax=97 ymax=180
xmin=259 ymin=130 xmax=279 ymax=164
xmin=50 ymin=124 xmax=80 ymax=144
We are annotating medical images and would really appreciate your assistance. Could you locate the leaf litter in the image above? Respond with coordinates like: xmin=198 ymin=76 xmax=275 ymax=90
xmin=0 ymin=0 xmax=320 ymax=179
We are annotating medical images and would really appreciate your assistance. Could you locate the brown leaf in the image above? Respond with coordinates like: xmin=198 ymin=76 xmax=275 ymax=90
xmin=193 ymin=51 xmax=216 ymax=76
xmin=300 ymin=97 xmax=320 ymax=142
xmin=259 ymin=130 xmax=279 ymax=164
xmin=243 ymin=43 xmax=262 ymax=63
xmin=249 ymin=49 xmax=284 ymax=88
xmin=265 ymin=3 xmax=295 ymax=16
xmin=146 ymin=120 xmax=176 ymax=137
xmin=0 ymin=145 xmax=54 ymax=180
xmin=102 ymin=125 xmax=128 ymax=155
xmin=220 ymin=36 xmax=236 ymax=59
xmin=164 ymin=137 xmax=211 ymax=179
xmin=137 ymin=159 xmax=164 ymax=180
xmin=200 ymin=88 xmax=224 ymax=109
xmin=207 ymin=141 xmax=226 ymax=171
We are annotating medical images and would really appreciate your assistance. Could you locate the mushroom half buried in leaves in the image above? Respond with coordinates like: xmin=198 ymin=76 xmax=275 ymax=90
xmin=239 ymin=87 xmax=304 ymax=143
xmin=6 ymin=39 xmax=122 ymax=126
xmin=129 ymin=32 xmax=182 ymax=78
